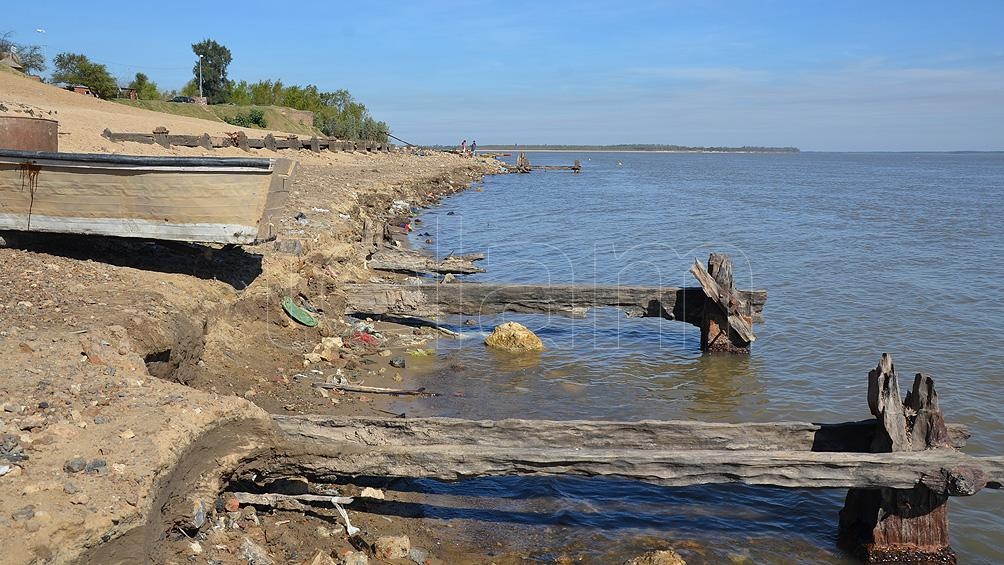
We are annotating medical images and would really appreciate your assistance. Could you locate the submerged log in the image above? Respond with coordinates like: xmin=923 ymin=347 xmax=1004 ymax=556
xmin=344 ymin=282 xmax=767 ymax=327
xmin=249 ymin=442 xmax=1003 ymax=493
xmin=367 ymin=248 xmax=486 ymax=275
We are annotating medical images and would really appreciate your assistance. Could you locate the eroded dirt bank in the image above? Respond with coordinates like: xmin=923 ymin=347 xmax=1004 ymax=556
xmin=3 ymin=73 xmax=508 ymax=564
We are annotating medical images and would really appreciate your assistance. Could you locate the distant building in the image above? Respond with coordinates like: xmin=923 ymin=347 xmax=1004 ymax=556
xmin=117 ymin=87 xmax=138 ymax=100
xmin=0 ymin=51 xmax=24 ymax=72
xmin=71 ymin=85 xmax=98 ymax=97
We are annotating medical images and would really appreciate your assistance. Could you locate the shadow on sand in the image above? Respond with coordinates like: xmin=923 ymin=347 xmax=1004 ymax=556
xmin=0 ymin=230 xmax=264 ymax=289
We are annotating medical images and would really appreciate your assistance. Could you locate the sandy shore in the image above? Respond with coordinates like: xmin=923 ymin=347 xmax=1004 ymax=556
xmin=1 ymin=70 xmax=504 ymax=563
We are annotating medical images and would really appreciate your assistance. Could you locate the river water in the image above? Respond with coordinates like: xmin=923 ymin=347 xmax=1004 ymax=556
xmin=398 ymin=151 xmax=1004 ymax=563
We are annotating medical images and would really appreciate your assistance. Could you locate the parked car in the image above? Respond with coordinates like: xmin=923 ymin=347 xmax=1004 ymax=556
xmin=169 ymin=96 xmax=195 ymax=103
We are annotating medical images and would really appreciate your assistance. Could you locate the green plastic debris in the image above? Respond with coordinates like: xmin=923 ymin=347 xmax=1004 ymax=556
xmin=407 ymin=348 xmax=435 ymax=357
xmin=282 ymin=296 xmax=317 ymax=327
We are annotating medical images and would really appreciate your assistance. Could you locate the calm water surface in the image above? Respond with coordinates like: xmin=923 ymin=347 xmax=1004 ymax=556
xmin=396 ymin=152 xmax=1004 ymax=563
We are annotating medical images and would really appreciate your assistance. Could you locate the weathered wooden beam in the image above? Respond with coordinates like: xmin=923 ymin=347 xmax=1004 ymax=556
xmin=102 ymin=129 xmax=155 ymax=144
xmin=273 ymin=415 xmax=970 ymax=453
xmin=343 ymin=282 xmax=767 ymax=326
xmin=166 ymin=134 xmax=202 ymax=148
xmin=249 ymin=444 xmax=1004 ymax=493
xmin=367 ymin=248 xmax=486 ymax=275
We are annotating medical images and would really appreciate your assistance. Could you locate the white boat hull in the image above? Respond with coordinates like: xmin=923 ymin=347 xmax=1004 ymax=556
xmin=0 ymin=151 xmax=295 ymax=244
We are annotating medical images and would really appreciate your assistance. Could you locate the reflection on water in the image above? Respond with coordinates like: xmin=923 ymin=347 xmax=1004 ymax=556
xmin=394 ymin=151 xmax=1004 ymax=563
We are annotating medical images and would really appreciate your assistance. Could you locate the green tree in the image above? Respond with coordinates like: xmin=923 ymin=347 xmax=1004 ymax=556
xmin=128 ymin=72 xmax=160 ymax=100
xmin=191 ymin=39 xmax=232 ymax=104
xmin=51 ymin=52 xmax=118 ymax=99
xmin=179 ymin=80 xmax=200 ymax=97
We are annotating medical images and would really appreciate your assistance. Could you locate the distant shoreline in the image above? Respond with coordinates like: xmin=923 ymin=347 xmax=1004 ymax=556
xmin=472 ymin=145 xmax=800 ymax=154
xmin=476 ymin=149 xmax=798 ymax=154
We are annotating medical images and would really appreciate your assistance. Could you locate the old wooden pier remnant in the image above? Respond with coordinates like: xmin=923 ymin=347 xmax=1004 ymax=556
xmin=509 ymin=151 xmax=581 ymax=173
xmin=234 ymin=354 xmax=1001 ymax=562
xmin=101 ymin=128 xmax=394 ymax=154
xmin=351 ymin=251 xmax=764 ymax=353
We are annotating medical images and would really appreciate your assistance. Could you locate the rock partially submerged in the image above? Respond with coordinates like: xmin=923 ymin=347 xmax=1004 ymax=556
xmin=484 ymin=322 xmax=543 ymax=352
xmin=624 ymin=549 xmax=687 ymax=565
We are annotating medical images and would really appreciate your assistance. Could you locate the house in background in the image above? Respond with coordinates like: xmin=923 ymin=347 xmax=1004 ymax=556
xmin=71 ymin=85 xmax=98 ymax=97
xmin=117 ymin=86 xmax=138 ymax=100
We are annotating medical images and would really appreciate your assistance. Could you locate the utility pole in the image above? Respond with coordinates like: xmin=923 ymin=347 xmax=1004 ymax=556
xmin=198 ymin=54 xmax=203 ymax=98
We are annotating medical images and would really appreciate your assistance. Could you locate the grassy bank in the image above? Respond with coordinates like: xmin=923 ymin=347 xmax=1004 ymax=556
xmin=113 ymin=99 xmax=321 ymax=136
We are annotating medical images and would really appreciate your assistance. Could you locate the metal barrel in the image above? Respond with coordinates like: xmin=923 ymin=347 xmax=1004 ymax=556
xmin=0 ymin=116 xmax=58 ymax=151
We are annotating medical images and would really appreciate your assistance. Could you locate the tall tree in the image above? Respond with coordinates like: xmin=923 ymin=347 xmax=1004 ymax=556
xmin=191 ymin=39 xmax=231 ymax=104
xmin=51 ymin=52 xmax=118 ymax=99
xmin=128 ymin=72 xmax=160 ymax=100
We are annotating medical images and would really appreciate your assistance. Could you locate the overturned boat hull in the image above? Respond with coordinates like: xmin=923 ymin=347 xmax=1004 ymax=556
xmin=0 ymin=150 xmax=295 ymax=244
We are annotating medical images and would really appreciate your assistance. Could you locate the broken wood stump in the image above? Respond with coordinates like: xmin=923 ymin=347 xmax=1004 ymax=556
xmin=691 ymin=253 xmax=755 ymax=353
xmin=839 ymin=354 xmax=970 ymax=563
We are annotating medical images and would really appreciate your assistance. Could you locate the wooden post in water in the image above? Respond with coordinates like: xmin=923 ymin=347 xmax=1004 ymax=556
xmin=838 ymin=354 xmax=971 ymax=563
xmin=692 ymin=253 xmax=755 ymax=353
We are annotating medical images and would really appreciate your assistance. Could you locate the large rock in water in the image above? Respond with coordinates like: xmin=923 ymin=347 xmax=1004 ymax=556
xmin=624 ymin=549 xmax=687 ymax=565
xmin=484 ymin=322 xmax=544 ymax=352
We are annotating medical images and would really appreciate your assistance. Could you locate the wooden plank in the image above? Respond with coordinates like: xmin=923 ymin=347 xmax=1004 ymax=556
xmin=368 ymin=248 xmax=486 ymax=275
xmin=344 ymin=282 xmax=767 ymax=326
xmin=167 ymin=135 xmax=202 ymax=148
xmin=102 ymin=129 xmax=155 ymax=144
xmin=254 ymin=444 xmax=1004 ymax=493
xmin=690 ymin=258 xmax=755 ymax=342
xmin=273 ymin=415 xmax=970 ymax=453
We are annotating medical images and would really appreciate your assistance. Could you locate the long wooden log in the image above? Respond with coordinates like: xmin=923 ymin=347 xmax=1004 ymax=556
xmin=251 ymin=444 xmax=1004 ymax=494
xmin=344 ymin=282 xmax=767 ymax=326
xmin=274 ymin=415 xmax=971 ymax=453
xmin=368 ymin=248 xmax=486 ymax=275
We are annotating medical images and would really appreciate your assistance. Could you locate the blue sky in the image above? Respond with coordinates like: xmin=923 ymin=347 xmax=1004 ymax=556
xmin=5 ymin=1 xmax=1004 ymax=150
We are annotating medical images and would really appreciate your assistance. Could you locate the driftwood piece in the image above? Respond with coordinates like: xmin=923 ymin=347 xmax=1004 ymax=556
xmin=232 ymin=491 xmax=354 ymax=509
xmin=311 ymin=381 xmax=437 ymax=397
xmin=273 ymin=415 xmax=970 ymax=453
xmin=368 ymin=248 xmax=486 ymax=275
xmin=250 ymin=443 xmax=1004 ymax=493
xmin=344 ymin=283 xmax=767 ymax=327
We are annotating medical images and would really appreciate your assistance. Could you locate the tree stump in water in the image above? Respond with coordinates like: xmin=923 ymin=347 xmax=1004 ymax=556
xmin=839 ymin=353 xmax=957 ymax=563
xmin=692 ymin=253 xmax=754 ymax=354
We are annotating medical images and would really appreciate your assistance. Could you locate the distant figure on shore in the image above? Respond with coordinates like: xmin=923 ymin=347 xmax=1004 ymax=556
xmin=471 ymin=140 xmax=477 ymax=155
xmin=460 ymin=139 xmax=467 ymax=155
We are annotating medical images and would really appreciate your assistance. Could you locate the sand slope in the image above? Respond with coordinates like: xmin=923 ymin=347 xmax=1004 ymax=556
xmin=1 ymin=70 xmax=306 ymax=154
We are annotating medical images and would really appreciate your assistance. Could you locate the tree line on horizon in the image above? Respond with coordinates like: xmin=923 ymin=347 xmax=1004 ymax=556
xmin=3 ymin=31 xmax=387 ymax=141
xmin=476 ymin=143 xmax=801 ymax=153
